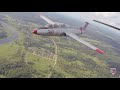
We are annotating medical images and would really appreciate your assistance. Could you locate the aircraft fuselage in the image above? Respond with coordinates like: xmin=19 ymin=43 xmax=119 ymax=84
xmin=35 ymin=28 xmax=81 ymax=36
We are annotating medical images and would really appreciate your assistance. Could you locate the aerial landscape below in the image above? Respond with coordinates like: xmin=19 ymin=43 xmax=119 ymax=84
xmin=0 ymin=12 xmax=120 ymax=78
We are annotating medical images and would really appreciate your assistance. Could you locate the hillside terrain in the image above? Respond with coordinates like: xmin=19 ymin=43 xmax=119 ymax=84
xmin=0 ymin=12 xmax=120 ymax=78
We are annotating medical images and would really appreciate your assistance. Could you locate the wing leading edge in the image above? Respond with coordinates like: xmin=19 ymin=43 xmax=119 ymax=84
xmin=40 ymin=14 xmax=55 ymax=25
xmin=66 ymin=32 xmax=105 ymax=54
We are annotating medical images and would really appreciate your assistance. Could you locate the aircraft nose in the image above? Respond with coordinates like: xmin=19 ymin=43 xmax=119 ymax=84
xmin=32 ymin=29 xmax=37 ymax=34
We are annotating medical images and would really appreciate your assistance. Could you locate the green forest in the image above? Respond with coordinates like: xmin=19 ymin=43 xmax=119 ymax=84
xmin=0 ymin=13 xmax=120 ymax=78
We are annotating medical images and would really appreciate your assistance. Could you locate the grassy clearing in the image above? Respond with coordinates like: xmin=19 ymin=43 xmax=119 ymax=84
xmin=26 ymin=52 xmax=55 ymax=77
xmin=0 ymin=43 xmax=19 ymax=60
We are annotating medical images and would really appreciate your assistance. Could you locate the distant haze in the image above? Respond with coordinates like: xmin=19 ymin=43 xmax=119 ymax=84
xmin=58 ymin=12 xmax=120 ymax=28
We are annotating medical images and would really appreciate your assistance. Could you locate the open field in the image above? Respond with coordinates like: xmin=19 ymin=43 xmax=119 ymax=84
xmin=0 ymin=12 xmax=120 ymax=78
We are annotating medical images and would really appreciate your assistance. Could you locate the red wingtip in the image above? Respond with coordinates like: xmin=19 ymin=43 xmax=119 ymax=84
xmin=95 ymin=48 xmax=105 ymax=54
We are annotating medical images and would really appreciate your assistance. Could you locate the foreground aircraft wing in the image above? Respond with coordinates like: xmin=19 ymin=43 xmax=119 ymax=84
xmin=93 ymin=20 xmax=120 ymax=31
xmin=40 ymin=14 xmax=55 ymax=25
xmin=66 ymin=32 xmax=105 ymax=54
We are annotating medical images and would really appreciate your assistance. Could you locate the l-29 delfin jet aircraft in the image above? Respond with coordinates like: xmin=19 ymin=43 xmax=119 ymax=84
xmin=32 ymin=14 xmax=105 ymax=54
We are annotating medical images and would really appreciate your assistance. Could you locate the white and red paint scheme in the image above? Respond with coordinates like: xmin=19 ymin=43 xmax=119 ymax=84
xmin=33 ymin=14 xmax=105 ymax=54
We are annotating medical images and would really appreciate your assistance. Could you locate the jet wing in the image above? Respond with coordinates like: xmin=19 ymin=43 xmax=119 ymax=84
xmin=40 ymin=14 xmax=55 ymax=25
xmin=66 ymin=32 xmax=105 ymax=54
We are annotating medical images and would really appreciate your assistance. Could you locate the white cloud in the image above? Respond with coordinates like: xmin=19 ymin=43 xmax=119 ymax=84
xmin=95 ymin=12 xmax=117 ymax=17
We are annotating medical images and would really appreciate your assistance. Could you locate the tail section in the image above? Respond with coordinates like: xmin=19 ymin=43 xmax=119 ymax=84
xmin=80 ymin=22 xmax=89 ymax=34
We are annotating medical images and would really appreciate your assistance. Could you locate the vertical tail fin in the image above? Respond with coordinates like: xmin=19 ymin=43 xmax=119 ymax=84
xmin=80 ymin=22 xmax=89 ymax=34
